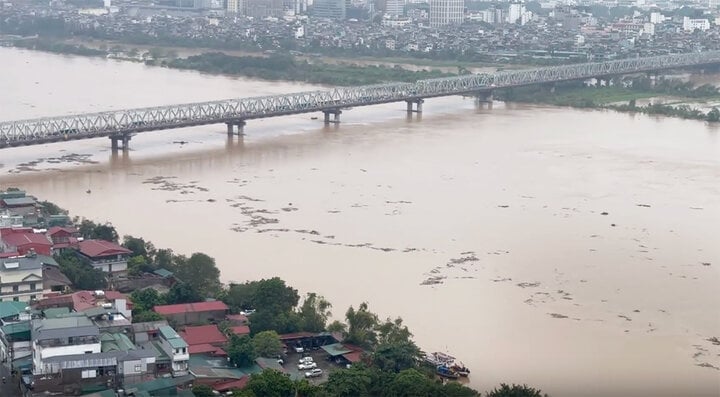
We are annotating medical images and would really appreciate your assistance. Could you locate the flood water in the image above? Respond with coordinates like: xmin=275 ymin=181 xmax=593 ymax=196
xmin=0 ymin=47 xmax=719 ymax=396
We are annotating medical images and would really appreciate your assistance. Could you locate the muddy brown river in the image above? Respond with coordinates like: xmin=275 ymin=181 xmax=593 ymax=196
xmin=0 ymin=48 xmax=718 ymax=396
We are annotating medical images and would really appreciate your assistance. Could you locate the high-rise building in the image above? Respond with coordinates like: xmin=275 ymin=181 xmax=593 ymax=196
xmin=384 ymin=0 xmax=404 ymax=17
xmin=227 ymin=0 xmax=243 ymax=13
xmin=429 ymin=0 xmax=464 ymax=27
xmin=507 ymin=1 xmax=524 ymax=24
xmin=312 ymin=0 xmax=346 ymax=19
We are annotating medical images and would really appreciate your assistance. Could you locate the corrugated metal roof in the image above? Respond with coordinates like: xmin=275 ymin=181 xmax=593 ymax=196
xmin=154 ymin=300 xmax=228 ymax=315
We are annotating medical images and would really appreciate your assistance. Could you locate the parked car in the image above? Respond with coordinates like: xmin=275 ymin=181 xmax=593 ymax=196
xmin=294 ymin=346 xmax=304 ymax=353
xmin=298 ymin=362 xmax=317 ymax=370
xmin=305 ymin=369 xmax=323 ymax=378
xmin=298 ymin=357 xmax=314 ymax=365
xmin=240 ymin=309 xmax=256 ymax=315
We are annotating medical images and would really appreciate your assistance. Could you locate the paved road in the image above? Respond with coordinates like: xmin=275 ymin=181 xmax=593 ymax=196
xmin=0 ymin=363 xmax=23 ymax=397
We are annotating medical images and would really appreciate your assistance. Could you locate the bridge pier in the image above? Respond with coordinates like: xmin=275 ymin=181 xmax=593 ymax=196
xmin=109 ymin=134 xmax=132 ymax=152
xmin=323 ymin=109 xmax=342 ymax=125
xmin=475 ymin=90 xmax=494 ymax=103
xmin=406 ymin=99 xmax=424 ymax=114
xmin=226 ymin=120 xmax=246 ymax=136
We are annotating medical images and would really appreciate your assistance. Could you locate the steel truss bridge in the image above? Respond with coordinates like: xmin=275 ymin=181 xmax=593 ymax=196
xmin=2 ymin=50 xmax=720 ymax=149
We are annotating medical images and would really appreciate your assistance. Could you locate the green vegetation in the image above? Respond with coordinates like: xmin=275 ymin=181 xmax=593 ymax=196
xmin=77 ymin=219 xmax=119 ymax=242
xmin=13 ymin=39 xmax=106 ymax=57
xmin=191 ymin=384 xmax=215 ymax=397
xmin=497 ymin=77 xmax=720 ymax=122
xmin=54 ymin=251 xmax=107 ymax=290
xmin=486 ymin=384 xmax=549 ymax=397
xmin=163 ymin=53 xmax=452 ymax=86
xmin=38 ymin=200 xmax=67 ymax=216
xmin=227 ymin=334 xmax=256 ymax=367
xmin=251 ymin=330 xmax=283 ymax=357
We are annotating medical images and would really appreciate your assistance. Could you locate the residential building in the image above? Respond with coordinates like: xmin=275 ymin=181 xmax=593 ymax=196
xmin=0 ymin=253 xmax=59 ymax=303
xmin=312 ymin=0 xmax=346 ymax=19
xmin=153 ymin=301 xmax=228 ymax=326
xmin=384 ymin=0 xmax=404 ymax=17
xmin=508 ymin=1 xmax=523 ymax=24
xmin=683 ymin=17 xmax=710 ymax=32
xmin=77 ymin=239 xmax=132 ymax=275
xmin=46 ymin=226 xmax=79 ymax=253
xmin=31 ymin=317 xmax=101 ymax=375
xmin=157 ymin=325 xmax=189 ymax=377
xmin=180 ymin=324 xmax=227 ymax=355
xmin=0 ymin=191 xmax=39 ymax=226
xmin=244 ymin=0 xmax=284 ymax=17
xmin=0 ymin=228 xmax=53 ymax=256
xmin=429 ymin=0 xmax=464 ymax=27
xmin=0 ymin=321 xmax=31 ymax=367
xmin=226 ymin=0 xmax=243 ymax=13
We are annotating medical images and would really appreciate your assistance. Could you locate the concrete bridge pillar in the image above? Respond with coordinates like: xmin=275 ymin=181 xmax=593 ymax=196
xmin=647 ymin=72 xmax=659 ymax=87
xmin=475 ymin=90 xmax=494 ymax=103
xmin=109 ymin=134 xmax=132 ymax=152
xmin=406 ymin=99 xmax=424 ymax=114
xmin=226 ymin=120 xmax=246 ymax=136
xmin=323 ymin=109 xmax=342 ymax=125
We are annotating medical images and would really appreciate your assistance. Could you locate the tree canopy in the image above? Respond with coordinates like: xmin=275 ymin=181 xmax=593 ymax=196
xmin=252 ymin=330 xmax=283 ymax=358
xmin=77 ymin=219 xmax=119 ymax=242
xmin=485 ymin=384 xmax=548 ymax=397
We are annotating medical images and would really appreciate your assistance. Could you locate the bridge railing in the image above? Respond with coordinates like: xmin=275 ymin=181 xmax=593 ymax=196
xmin=2 ymin=50 xmax=720 ymax=144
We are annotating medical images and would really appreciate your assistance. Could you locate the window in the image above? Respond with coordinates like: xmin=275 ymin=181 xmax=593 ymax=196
xmin=12 ymin=297 xmax=18 ymax=302
xmin=12 ymin=285 xmax=18 ymax=292
xmin=30 ymin=295 xmax=36 ymax=301
xmin=134 ymin=364 xmax=142 ymax=372
xmin=81 ymin=369 xmax=97 ymax=379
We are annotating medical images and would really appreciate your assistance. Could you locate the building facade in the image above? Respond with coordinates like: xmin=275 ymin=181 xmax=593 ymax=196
xmin=312 ymin=0 xmax=346 ymax=19
xmin=157 ymin=325 xmax=189 ymax=377
xmin=77 ymin=239 xmax=132 ymax=275
xmin=429 ymin=0 xmax=464 ymax=27
xmin=0 ymin=254 xmax=58 ymax=303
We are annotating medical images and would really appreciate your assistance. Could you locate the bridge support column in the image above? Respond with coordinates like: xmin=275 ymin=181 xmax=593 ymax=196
xmin=226 ymin=120 xmax=246 ymax=136
xmin=322 ymin=109 xmax=342 ymax=125
xmin=475 ymin=90 xmax=494 ymax=103
xmin=647 ymin=72 xmax=659 ymax=87
xmin=109 ymin=134 xmax=132 ymax=152
xmin=406 ymin=99 xmax=424 ymax=114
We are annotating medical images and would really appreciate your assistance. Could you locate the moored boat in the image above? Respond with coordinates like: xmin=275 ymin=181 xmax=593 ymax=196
xmin=436 ymin=364 xmax=460 ymax=379
xmin=451 ymin=362 xmax=470 ymax=377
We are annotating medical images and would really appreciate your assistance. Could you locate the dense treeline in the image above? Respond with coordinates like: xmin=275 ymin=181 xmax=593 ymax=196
xmin=164 ymin=52 xmax=451 ymax=86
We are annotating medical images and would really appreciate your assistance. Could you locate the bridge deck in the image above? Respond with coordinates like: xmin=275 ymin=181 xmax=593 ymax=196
xmin=2 ymin=51 xmax=720 ymax=148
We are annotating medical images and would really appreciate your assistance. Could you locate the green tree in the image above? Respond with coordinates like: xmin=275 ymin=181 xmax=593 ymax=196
xmin=705 ymin=107 xmax=720 ymax=119
xmin=372 ymin=340 xmax=422 ymax=373
xmin=224 ymin=282 xmax=259 ymax=312
xmin=78 ymin=219 xmax=119 ymax=242
xmin=170 ymin=253 xmax=221 ymax=297
xmin=252 ymin=277 xmax=299 ymax=314
xmin=123 ymin=235 xmax=154 ymax=259
xmin=324 ymin=365 xmax=373 ymax=397
xmin=127 ymin=255 xmax=152 ymax=276
xmin=485 ymin=384 xmax=548 ymax=397
xmin=327 ymin=320 xmax=347 ymax=335
xmin=192 ymin=384 xmax=215 ymax=397
xmin=252 ymin=330 xmax=283 ymax=357
xmin=344 ymin=302 xmax=379 ymax=348
xmin=130 ymin=288 xmax=166 ymax=313
xmin=55 ymin=252 xmax=107 ymax=290
xmin=242 ymin=369 xmax=294 ymax=397
xmin=227 ymin=334 xmax=256 ymax=367
xmin=133 ymin=310 xmax=164 ymax=323
xmin=442 ymin=382 xmax=480 ymax=396
xmin=385 ymin=368 xmax=435 ymax=397
xmin=165 ymin=282 xmax=202 ymax=304
xmin=154 ymin=248 xmax=174 ymax=269
xmin=39 ymin=200 xmax=66 ymax=216
xmin=298 ymin=292 xmax=332 ymax=332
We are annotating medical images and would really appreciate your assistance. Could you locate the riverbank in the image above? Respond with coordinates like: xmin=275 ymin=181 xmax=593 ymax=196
xmin=496 ymin=79 xmax=720 ymax=122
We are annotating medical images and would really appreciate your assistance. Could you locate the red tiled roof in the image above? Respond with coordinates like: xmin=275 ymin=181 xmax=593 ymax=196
xmin=212 ymin=377 xmax=249 ymax=392
xmin=229 ymin=326 xmax=250 ymax=336
xmin=2 ymin=232 xmax=52 ymax=248
xmin=47 ymin=226 xmax=78 ymax=236
xmin=343 ymin=351 xmax=363 ymax=363
xmin=78 ymin=239 xmax=132 ymax=258
xmin=188 ymin=343 xmax=227 ymax=356
xmin=154 ymin=301 xmax=228 ymax=315
xmin=180 ymin=325 xmax=227 ymax=346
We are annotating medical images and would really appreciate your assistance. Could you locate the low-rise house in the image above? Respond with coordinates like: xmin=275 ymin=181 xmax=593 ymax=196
xmin=0 ymin=321 xmax=31 ymax=367
xmin=77 ymin=239 xmax=132 ymax=275
xmin=46 ymin=226 xmax=80 ymax=253
xmin=0 ymin=253 xmax=59 ymax=303
xmin=0 ymin=228 xmax=53 ymax=256
xmin=157 ymin=325 xmax=189 ymax=377
xmin=153 ymin=301 xmax=228 ymax=326
xmin=180 ymin=324 xmax=228 ymax=355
